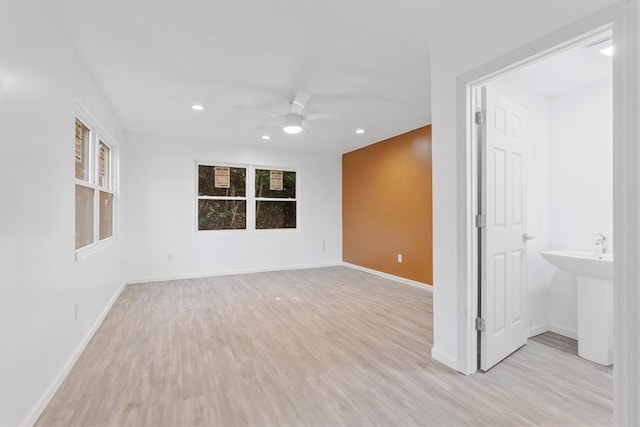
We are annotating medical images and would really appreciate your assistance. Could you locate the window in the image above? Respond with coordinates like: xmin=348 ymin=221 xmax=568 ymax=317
xmin=75 ymin=119 xmax=94 ymax=249
xmin=98 ymin=141 xmax=114 ymax=240
xmin=75 ymin=184 xmax=94 ymax=249
xmin=255 ymin=169 xmax=297 ymax=229
xmin=197 ymin=165 xmax=247 ymax=230
xmin=98 ymin=141 xmax=111 ymax=187
xmin=197 ymin=164 xmax=297 ymax=231
xmin=75 ymin=116 xmax=117 ymax=253
xmin=75 ymin=119 xmax=90 ymax=181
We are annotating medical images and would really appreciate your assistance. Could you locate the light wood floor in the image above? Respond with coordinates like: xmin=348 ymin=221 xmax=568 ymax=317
xmin=36 ymin=267 xmax=613 ymax=426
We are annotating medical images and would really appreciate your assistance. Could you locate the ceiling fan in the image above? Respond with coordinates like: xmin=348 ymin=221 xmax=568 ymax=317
xmin=240 ymin=92 xmax=334 ymax=135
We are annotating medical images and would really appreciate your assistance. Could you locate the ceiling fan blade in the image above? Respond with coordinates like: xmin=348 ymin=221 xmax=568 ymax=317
xmin=253 ymin=118 xmax=284 ymax=130
xmin=304 ymin=112 xmax=336 ymax=121
xmin=235 ymin=105 xmax=281 ymax=117
xmin=289 ymin=91 xmax=311 ymax=115
xmin=302 ymin=122 xmax=313 ymax=133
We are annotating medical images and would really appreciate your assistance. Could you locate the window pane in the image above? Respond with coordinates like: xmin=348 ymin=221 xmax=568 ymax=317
xmin=75 ymin=119 xmax=90 ymax=181
xmin=255 ymin=169 xmax=296 ymax=199
xmin=98 ymin=142 xmax=110 ymax=188
xmin=75 ymin=185 xmax=94 ymax=249
xmin=198 ymin=165 xmax=246 ymax=197
xmin=198 ymin=199 xmax=246 ymax=230
xmin=99 ymin=191 xmax=114 ymax=240
xmin=256 ymin=201 xmax=296 ymax=229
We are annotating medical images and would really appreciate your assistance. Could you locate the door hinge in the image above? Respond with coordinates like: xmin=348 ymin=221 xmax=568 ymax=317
xmin=475 ymin=214 xmax=486 ymax=228
xmin=475 ymin=111 xmax=486 ymax=125
xmin=475 ymin=317 xmax=486 ymax=332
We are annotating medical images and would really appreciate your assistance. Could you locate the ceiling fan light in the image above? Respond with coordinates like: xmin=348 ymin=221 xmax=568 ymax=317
xmin=283 ymin=125 xmax=303 ymax=134
xmin=283 ymin=114 xmax=303 ymax=134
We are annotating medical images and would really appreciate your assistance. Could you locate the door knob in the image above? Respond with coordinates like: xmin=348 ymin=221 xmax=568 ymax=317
xmin=523 ymin=233 xmax=535 ymax=242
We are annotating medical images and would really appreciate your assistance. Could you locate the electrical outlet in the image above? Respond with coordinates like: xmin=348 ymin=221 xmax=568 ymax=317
xmin=322 ymin=240 xmax=326 ymax=252
xmin=74 ymin=303 xmax=79 ymax=321
xmin=397 ymin=254 xmax=403 ymax=263
xmin=168 ymin=253 xmax=174 ymax=261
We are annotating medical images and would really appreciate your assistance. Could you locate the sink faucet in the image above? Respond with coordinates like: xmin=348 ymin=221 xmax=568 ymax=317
xmin=595 ymin=233 xmax=608 ymax=254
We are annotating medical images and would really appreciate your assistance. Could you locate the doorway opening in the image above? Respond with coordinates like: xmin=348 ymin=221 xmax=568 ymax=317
xmin=474 ymin=29 xmax=614 ymax=372
xmin=453 ymin=3 xmax=637 ymax=424
xmin=458 ymin=17 xmax=626 ymax=424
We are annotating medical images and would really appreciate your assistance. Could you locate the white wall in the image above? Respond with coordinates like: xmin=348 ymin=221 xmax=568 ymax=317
xmin=427 ymin=1 xmax=616 ymax=369
xmin=547 ymin=80 xmax=613 ymax=337
xmin=0 ymin=3 xmax=128 ymax=427
xmin=522 ymin=90 xmax=553 ymax=337
xmin=122 ymin=134 xmax=342 ymax=283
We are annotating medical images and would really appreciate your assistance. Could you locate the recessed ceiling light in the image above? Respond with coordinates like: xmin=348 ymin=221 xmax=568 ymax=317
xmin=600 ymin=46 xmax=614 ymax=56
xmin=192 ymin=104 xmax=205 ymax=111
xmin=356 ymin=128 xmax=365 ymax=134
xmin=261 ymin=135 xmax=271 ymax=140
xmin=586 ymin=36 xmax=613 ymax=58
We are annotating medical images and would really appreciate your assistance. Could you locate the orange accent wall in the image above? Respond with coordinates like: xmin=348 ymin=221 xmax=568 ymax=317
xmin=342 ymin=126 xmax=432 ymax=284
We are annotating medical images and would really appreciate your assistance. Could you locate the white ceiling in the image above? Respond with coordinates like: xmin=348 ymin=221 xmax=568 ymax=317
xmin=495 ymin=33 xmax=612 ymax=98
xmin=48 ymin=2 xmax=435 ymax=153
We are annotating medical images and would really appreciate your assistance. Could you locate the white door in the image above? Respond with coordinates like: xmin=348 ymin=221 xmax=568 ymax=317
xmin=479 ymin=83 xmax=528 ymax=371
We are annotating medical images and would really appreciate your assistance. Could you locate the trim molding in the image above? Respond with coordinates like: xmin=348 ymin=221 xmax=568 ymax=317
xmin=431 ymin=347 xmax=458 ymax=370
xmin=21 ymin=280 xmax=127 ymax=427
xmin=342 ymin=262 xmax=433 ymax=292
xmin=549 ymin=324 xmax=578 ymax=341
xmin=127 ymin=263 xmax=342 ymax=285
xmin=613 ymin=1 xmax=640 ymax=424
xmin=527 ymin=323 xmax=550 ymax=338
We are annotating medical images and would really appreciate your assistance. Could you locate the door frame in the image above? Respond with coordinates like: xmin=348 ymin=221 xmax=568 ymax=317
xmin=454 ymin=2 xmax=639 ymax=425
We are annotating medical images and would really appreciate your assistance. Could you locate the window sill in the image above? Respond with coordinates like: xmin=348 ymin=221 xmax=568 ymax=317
xmin=197 ymin=228 xmax=299 ymax=233
xmin=75 ymin=236 xmax=116 ymax=262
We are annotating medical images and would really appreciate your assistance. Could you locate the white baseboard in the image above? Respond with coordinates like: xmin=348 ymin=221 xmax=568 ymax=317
xmin=528 ymin=323 xmax=550 ymax=338
xmin=549 ymin=324 xmax=578 ymax=340
xmin=342 ymin=262 xmax=432 ymax=292
xmin=127 ymin=262 xmax=342 ymax=285
xmin=431 ymin=347 xmax=458 ymax=370
xmin=21 ymin=280 xmax=127 ymax=427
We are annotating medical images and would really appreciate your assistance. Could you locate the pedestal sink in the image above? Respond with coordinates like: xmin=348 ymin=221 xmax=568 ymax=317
xmin=541 ymin=250 xmax=613 ymax=366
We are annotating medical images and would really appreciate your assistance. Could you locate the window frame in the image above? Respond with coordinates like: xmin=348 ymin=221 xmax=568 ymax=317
xmin=96 ymin=136 xmax=116 ymax=242
xmin=75 ymin=117 xmax=95 ymax=251
xmin=75 ymin=106 xmax=119 ymax=261
xmin=195 ymin=161 xmax=299 ymax=232
xmin=253 ymin=167 xmax=298 ymax=231
xmin=196 ymin=162 xmax=249 ymax=231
